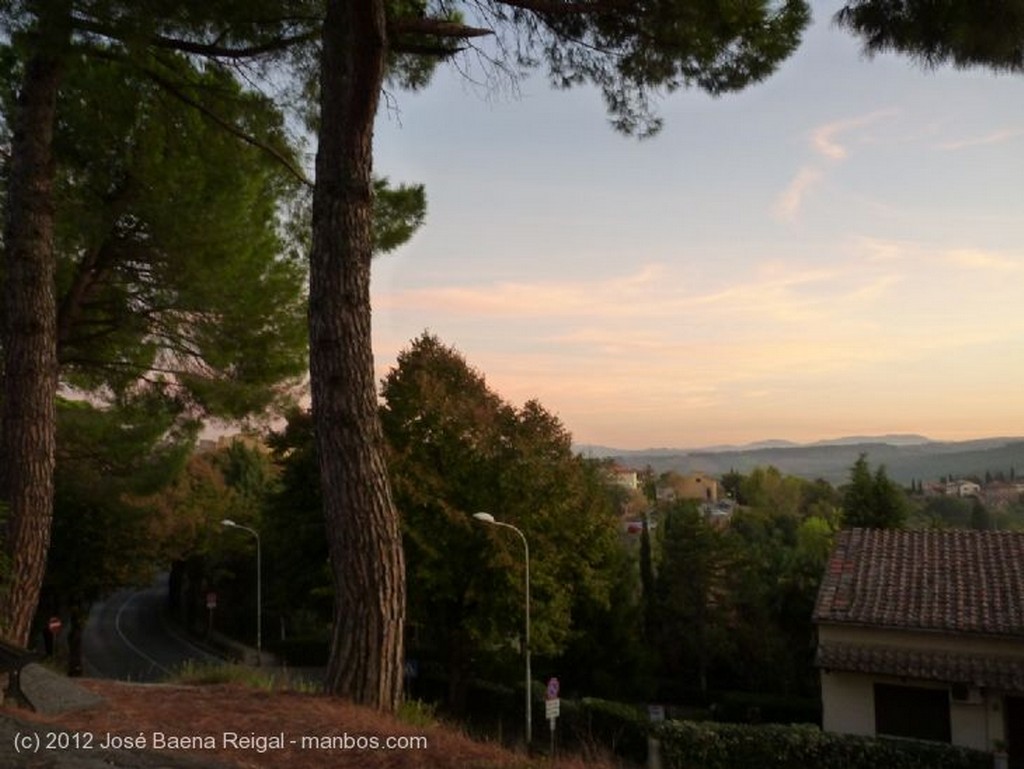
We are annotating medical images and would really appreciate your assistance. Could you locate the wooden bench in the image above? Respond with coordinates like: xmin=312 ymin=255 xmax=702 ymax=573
xmin=0 ymin=639 xmax=39 ymax=708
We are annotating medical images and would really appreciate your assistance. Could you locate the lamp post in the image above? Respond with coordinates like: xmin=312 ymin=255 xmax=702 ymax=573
xmin=221 ymin=519 xmax=261 ymax=666
xmin=473 ymin=512 xmax=531 ymax=746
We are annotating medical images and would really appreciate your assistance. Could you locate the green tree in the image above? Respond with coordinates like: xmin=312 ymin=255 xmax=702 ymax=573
xmin=45 ymin=396 xmax=195 ymax=673
xmin=42 ymin=55 xmax=308 ymax=417
xmin=913 ymin=494 xmax=971 ymax=528
xmin=654 ymin=501 xmax=732 ymax=696
xmin=0 ymin=0 xmax=314 ymax=645
xmin=0 ymin=0 xmax=67 ymax=645
xmin=842 ymin=454 xmax=907 ymax=528
xmin=970 ymin=498 xmax=994 ymax=531
xmin=836 ymin=0 xmax=1024 ymax=72
xmin=640 ymin=513 xmax=657 ymax=641
xmin=379 ymin=333 xmax=625 ymax=709
xmin=842 ymin=453 xmax=875 ymax=526
xmin=262 ymin=411 xmax=332 ymax=640
xmin=741 ymin=466 xmax=803 ymax=518
xmin=0 ymin=2 xmax=425 ymax=650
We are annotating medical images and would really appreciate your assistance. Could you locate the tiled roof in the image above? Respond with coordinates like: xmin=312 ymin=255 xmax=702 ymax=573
xmin=814 ymin=528 xmax=1024 ymax=637
xmin=817 ymin=641 xmax=1024 ymax=689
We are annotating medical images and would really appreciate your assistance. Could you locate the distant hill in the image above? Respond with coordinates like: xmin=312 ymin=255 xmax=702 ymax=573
xmin=577 ymin=436 xmax=1024 ymax=485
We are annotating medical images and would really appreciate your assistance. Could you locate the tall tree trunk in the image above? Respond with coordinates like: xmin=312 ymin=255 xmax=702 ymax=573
xmin=0 ymin=4 xmax=67 ymax=646
xmin=310 ymin=0 xmax=405 ymax=711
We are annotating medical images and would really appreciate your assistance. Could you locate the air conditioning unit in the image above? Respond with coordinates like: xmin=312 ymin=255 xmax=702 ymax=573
xmin=950 ymin=683 xmax=984 ymax=705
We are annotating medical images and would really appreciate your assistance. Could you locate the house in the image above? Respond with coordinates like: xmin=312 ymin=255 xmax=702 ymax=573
xmin=608 ymin=465 xmax=639 ymax=491
xmin=946 ymin=479 xmax=982 ymax=498
xmin=983 ymin=482 xmax=1024 ymax=510
xmin=655 ymin=471 xmax=719 ymax=504
xmin=814 ymin=528 xmax=1024 ymax=758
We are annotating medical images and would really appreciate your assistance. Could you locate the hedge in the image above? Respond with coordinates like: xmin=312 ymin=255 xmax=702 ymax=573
xmin=558 ymin=697 xmax=651 ymax=764
xmin=657 ymin=721 xmax=992 ymax=769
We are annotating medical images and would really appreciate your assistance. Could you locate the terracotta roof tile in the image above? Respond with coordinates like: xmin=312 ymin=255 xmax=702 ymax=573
xmin=817 ymin=641 xmax=1024 ymax=689
xmin=813 ymin=528 xmax=1024 ymax=636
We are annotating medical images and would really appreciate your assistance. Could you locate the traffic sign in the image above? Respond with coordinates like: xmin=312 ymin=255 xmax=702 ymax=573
xmin=546 ymin=676 xmax=560 ymax=700
xmin=206 ymin=592 xmax=217 ymax=609
xmin=545 ymin=698 xmax=560 ymax=719
xmin=48 ymin=616 xmax=62 ymax=635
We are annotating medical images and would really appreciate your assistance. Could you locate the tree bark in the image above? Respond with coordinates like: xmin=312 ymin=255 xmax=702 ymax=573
xmin=0 ymin=3 xmax=67 ymax=646
xmin=310 ymin=0 xmax=405 ymax=711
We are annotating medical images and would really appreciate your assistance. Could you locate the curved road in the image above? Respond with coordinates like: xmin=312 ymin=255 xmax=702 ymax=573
xmin=83 ymin=574 xmax=222 ymax=682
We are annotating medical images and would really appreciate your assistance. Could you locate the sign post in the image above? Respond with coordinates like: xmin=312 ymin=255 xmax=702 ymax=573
xmin=206 ymin=592 xmax=217 ymax=637
xmin=647 ymin=703 xmax=665 ymax=769
xmin=545 ymin=677 xmax=560 ymax=756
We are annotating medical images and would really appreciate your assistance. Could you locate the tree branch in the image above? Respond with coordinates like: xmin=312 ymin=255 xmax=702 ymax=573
xmin=84 ymin=47 xmax=311 ymax=187
xmin=71 ymin=15 xmax=320 ymax=60
xmin=491 ymin=0 xmax=628 ymax=15
xmin=390 ymin=18 xmax=495 ymax=39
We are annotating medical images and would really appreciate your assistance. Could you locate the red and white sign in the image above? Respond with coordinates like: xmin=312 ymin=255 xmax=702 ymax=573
xmin=546 ymin=677 xmax=560 ymax=700
xmin=48 ymin=616 xmax=62 ymax=635
xmin=206 ymin=592 xmax=217 ymax=609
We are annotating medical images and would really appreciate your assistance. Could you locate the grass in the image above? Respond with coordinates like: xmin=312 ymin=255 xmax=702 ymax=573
xmin=170 ymin=659 xmax=320 ymax=692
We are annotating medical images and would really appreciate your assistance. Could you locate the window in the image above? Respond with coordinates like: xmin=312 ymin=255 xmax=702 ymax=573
xmin=874 ymin=684 xmax=951 ymax=743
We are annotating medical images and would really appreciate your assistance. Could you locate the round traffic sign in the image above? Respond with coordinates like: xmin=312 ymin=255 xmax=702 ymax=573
xmin=546 ymin=677 xmax=560 ymax=700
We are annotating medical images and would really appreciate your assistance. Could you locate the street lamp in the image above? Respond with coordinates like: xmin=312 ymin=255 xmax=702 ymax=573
xmin=221 ymin=519 xmax=262 ymax=666
xmin=473 ymin=512 xmax=531 ymax=746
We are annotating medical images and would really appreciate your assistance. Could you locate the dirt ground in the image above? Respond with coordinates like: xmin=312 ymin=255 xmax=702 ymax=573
xmin=4 ymin=679 xmax=606 ymax=769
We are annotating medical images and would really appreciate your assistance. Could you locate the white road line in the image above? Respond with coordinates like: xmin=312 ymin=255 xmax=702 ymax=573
xmin=114 ymin=589 xmax=171 ymax=677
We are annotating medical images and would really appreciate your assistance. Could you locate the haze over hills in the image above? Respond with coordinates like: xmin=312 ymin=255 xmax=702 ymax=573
xmin=576 ymin=435 xmax=1024 ymax=486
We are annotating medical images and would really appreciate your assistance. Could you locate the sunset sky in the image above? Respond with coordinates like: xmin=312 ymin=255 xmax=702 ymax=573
xmin=369 ymin=2 xmax=1024 ymax=451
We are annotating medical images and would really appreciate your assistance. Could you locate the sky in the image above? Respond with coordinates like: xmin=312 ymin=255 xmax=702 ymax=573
xmin=368 ymin=2 xmax=1024 ymax=451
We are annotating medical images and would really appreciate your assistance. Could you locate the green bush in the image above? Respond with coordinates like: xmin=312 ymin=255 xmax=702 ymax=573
xmin=657 ymin=721 xmax=991 ymax=769
xmin=710 ymin=690 xmax=822 ymax=725
xmin=560 ymin=697 xmax=651 ymax=764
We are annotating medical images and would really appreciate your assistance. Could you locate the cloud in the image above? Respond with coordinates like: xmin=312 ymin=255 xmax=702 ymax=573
xmin=775 ymin=109 xmax=898 ymax=222
xmin=936 ymin=128 xmax=1024 ymax=151
xmin=810 ymin=109 xmax=898 ymax=160
xmin=774 ymin=167 xmax=823 ymax=222
xmin=375 ymin=264 xmax=669 ymax=319
xmin=944 ymin=249 xmax=1024 ymax=274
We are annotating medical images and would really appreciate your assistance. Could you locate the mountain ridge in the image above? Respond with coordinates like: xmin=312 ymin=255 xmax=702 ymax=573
xmin=576 ymin=436 xmax=1024 ymax=485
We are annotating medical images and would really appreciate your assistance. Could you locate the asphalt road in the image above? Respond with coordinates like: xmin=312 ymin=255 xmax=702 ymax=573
xmin=82 ymin=574 xmax=221 ymax=682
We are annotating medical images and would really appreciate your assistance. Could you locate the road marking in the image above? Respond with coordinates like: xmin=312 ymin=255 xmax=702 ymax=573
xmin=114 ymin=590 xmax=171 ymax=678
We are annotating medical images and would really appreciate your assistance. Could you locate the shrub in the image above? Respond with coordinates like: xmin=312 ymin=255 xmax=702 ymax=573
xmin=559 ymin=697 xmax=651 ymax=764
xmin=657 ymin=721 xmax=991 ymax=769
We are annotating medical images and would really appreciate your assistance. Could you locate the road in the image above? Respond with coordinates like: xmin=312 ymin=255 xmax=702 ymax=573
xmin=82 ymin=574 xmax=221 ymax=682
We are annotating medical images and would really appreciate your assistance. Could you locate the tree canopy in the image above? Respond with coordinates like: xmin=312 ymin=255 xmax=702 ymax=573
xmin=836 ymin=0 xmax=1024 ymax=72
xmin=379 ymin=332 xmax=625 ymax=708
xmin=842 ymin=453 xmax=907 ymax=529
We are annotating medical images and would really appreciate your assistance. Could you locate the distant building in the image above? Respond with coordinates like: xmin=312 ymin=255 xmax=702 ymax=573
xmin=607 ymin=465 xmax=639 ymax=491
xmin=656 ymin=472 xmax=719 ymax=503
xmin=945 ymin=479 xmax=981 ymax=498
xmin=982 ymin=481 xmax=1024 ymax=510
xmin=815 ymin=528 xmax=1024 ymax=756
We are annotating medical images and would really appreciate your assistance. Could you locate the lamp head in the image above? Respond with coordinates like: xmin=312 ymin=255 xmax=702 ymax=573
xmin=473 ymin=512 xmax=496 ymax=524
xmin=221 ymin=519 xmax=237 ymax=527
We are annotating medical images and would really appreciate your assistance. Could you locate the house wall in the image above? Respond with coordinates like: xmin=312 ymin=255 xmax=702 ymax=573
xmin=677 ymin=473 xmax=718 ymax=503
xmin=821 ymin=670 xmax=874 ymax=735
xmin=818 ymin=624 xmax=1024 ymax=751
xmin=951 ymin=699 xmax=993 ymax=751
xmin=821 ymin=669 xmax=1000 ymax=750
